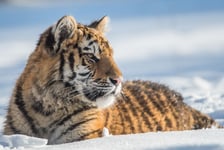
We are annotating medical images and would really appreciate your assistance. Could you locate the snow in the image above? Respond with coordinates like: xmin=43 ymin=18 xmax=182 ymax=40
xmin=102 ymin=127 xmax=111 ymax=137
xmin=0 ymin=129 xmax=223 ymax=150
xmin=0 ymin=134 xmax=47 ymax=148
xmin=41 ymin=130 xmax=224 ymax=150
xmin=0 ymin=1 xmax=224 ymax=149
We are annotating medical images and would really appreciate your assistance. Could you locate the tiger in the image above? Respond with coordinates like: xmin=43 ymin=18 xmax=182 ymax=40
xmin=4 ymin=15 xmax=220 ymax=145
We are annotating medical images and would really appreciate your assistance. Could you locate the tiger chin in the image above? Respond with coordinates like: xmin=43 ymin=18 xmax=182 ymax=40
xmin=4 ymin=15 xmax=221 ymax=145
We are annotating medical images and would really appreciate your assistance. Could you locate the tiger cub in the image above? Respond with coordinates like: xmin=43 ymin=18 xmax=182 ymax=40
xmin=4 ymin=15 xmax=219 ymax=144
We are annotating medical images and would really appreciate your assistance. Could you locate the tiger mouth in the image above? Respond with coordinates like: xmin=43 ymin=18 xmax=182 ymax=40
xmin=84 ymin=88 xmax=116 ymax=101
xmin=83 ymin=84 xmax=121 ymax=102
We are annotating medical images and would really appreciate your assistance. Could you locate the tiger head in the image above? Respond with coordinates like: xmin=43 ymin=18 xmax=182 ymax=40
xmin=35 ymin=16 xmax=123 ymax=108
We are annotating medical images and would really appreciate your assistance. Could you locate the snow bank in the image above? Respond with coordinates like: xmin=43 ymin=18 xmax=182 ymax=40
xmin=46 ymin=129 xmax=224 ymax=150
xmin=0 ymin=134 xmax=47 ymax=149
xmin=0 ymin=129 xmax=223 ymax=150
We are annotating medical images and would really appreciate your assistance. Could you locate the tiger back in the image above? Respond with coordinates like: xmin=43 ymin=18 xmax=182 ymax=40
xmin=4 ymin=15 xmax=220 ymax=144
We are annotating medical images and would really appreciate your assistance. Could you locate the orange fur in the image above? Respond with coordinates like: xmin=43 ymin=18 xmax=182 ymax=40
xmin=4 ymin=16 xmax=220 ymax=145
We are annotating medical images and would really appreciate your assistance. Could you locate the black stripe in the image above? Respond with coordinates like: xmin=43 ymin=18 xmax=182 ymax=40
xmin=7 ymin=115 xmax=20 ymax=133
xmin=98 ymin=47 xmax=102 ymax=53
xmin=156 ymin=125 xmax=162 ymax=131
xmin=121 ymin=93 xmax=142 ymax=133
xmin=32 ymin=100 xmax=54 ymax=116
xmin=165 ymin=117 xmax=173 ymax=128
xmin=79 ymin=72 xmax=90 ymax=77
xmin=166 ymin=105 xmax=179 ymax=129
xmin=68 ymin=52 xmax=75 ymax=71
xmin=69 ymin=72 xmax=77 ymax=80
xmin=59 ymin=51 xmax=65 ymax=80
xmin=78 ymin=47 xmax=82 ymax=57
xmin=128 ymin=100 xmax=143 ymax=133
xmin=78 ymin=129 xmax=101 ymax=141
xmin=170 ymin=92 xmax=183 ymax=128
xmin=81 ymin=58 xmax=87 ymax=66
xmin=145 ymin=81 xmax=176 ymax=131
xmin=159 ymin=87 xmax=181 ymax=129
xmin=57 ymin=110 xmax=91 ymax=126
xmin=145 ymin=92 xmax=163 ymax=131
xmin=86 ymin=34 xmax=91 ymax=40
xmin=54 ymin=17 xmax=71 ymax=54
xmin=55 ymin=45 xmax=60 ymax=54
xmin=49 ymin=106 xmax=95 ymax=128
xmin=45 ymin=28 xmax=55 ymax=51
xmin=118 ymin=96 xmax=135 ymax=133
xmin=14 ymin=84 xmax=39 ymax=135
xmin=88 ymin=40 xmax=97 ymax=46
xmin=83 ymin=47 xmax=91 ymax=51
xmin=68 ymin=53 xmax=77 ymax=80
xmin=151 ymin=94 xmax=164 ymax=113
xmin=68 ymin=90 xmax=80 ymax=96
xmin=140 ymin=101 xmax=154 ymax=131
xmin=126 ymin=85 xmax=154 ymax=131
xmin=46 ymin=80 xmax=57 ymax=87
xmin=91 ymin=55 xmax=99 ymax=63
xmin=163 ymin=94 xmax=179 ymax=129
xmin=113 ymin=103 xmax=125 ymax=133
xmin=104 ymin=111 xmax=109 ymax=127
xmin=91 ymin=70 xmax=96 ymax=78
xmin=87 ymin=72 xmax=93 ymax=79
xmin=93 ymin=45 xmax=96 ymax=53
xmin=56 ymin=118 xmax=97 ymax=141
xmin=82 ymin=28 xmax=87 ymax=37
xmin=73 ymin=43 xmax=78 ymax=49
xmin=55 ymin=16 xmax=66 ymax=28
xmin=33 ymin=81 xmax=43 ymax=94
xmin=30 ymin=83 xmax=55 ymax=116
xmin=66 ymin=118 xmax=96 ymax=133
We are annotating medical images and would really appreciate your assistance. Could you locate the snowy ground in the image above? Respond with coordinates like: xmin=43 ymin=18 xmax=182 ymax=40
xmin=0 ymin=1 xmax=224 ymax=149
xmin=1 ymin=129 xmax=224 ymax=150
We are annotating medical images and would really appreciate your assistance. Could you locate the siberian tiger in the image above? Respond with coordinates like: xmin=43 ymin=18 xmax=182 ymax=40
xmin=4 ymin=15 xmax=220 ymax=144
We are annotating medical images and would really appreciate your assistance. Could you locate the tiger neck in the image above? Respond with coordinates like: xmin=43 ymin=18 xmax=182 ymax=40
xmin=29 ymin=81 xmax=98 ymax=114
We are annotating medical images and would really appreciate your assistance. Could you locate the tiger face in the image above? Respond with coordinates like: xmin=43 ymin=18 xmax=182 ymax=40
xmin=37 ymin=16 xmax=122 ymax=108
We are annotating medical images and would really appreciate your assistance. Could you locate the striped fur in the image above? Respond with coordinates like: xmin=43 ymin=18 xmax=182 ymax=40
xmin=4 ymin=16 xmax=220 ymax=144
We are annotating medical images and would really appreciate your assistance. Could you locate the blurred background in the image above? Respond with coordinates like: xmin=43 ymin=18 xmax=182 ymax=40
xmin=0 ymin=0 xmax=224 ymax=118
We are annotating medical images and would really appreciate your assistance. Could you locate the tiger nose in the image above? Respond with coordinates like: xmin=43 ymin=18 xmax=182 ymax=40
xmin=109 ymin=77 xmax=122 ymax=86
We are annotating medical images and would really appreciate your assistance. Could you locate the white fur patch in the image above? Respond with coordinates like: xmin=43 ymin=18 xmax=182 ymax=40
xmin=96 ymin=95 xmax=115 ymax=108
xmin=102 ymin=127 xmax=112 ymax=137
xmin=115 ymin=83 xmax=122 ymax=95
xmin=96 ymin=83 xmax=122 ymax=108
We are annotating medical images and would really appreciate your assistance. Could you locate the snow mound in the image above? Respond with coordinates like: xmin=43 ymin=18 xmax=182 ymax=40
xmin=30 ymin=129 xmax=224 ymax=150
xmin=0 ymin=134 xmax=47 ymax=149
xmin=0 ymin=129 xmax=223 ymax=150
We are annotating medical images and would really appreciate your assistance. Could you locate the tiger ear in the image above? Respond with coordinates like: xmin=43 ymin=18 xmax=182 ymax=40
xmin=47 ymin=16 xmax=77 ymax=54
xmin=88 ymin=16 xmax=109 ymax=33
